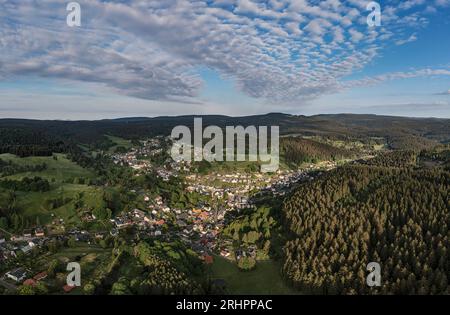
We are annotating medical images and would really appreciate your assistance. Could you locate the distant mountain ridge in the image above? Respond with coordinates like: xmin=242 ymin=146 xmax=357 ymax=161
xmin=0 ymin=113 xmax=449 ymax=151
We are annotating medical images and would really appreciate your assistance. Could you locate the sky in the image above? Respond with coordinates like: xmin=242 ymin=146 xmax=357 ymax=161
xmin=0 ymin=0 xmax=449 ymax=120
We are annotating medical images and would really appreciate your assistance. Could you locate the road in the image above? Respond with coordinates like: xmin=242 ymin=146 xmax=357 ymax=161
xmin=0 ymin=278 xmax=18 ymax=291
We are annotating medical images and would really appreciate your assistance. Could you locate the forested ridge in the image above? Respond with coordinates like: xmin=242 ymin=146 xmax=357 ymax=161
xmin=281 ymin=163 xmax=449 ymax=294
xmin=0 ymin=128 xmax=68 ymax=157
xmin=359 ymin=150 xmax=417 ymax=167
xmin=0 ymin=113 xmax=448 ymax=156
xmin=0 ymin=158 xmax=47 ymax=176
xmin=282 ymin=137 xmax=355 ymax=165
xmin=132 ymin=241 xmax=204 ymax=295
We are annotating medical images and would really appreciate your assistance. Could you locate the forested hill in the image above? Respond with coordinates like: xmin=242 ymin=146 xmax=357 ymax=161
xmin=0 ymin=114 xmax=449 ymax=156
xmin=282 ymin=158 xmax=449 ymax=294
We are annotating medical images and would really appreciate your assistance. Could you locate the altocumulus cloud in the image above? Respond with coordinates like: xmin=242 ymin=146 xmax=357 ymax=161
xmin=0 ymin=0 xmax=450 ymax=104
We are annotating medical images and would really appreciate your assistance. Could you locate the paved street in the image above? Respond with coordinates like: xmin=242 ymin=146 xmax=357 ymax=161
xmin=0 ymin=277 xmax=17 ymax=291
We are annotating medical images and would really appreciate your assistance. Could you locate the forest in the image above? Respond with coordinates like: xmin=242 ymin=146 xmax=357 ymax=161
xmin=281 ymin=159 xmax=449 ymax=294
xmin=359 ymin=150 xmax=417 ymax=167
xmin=1 ymin=113 xmax=448 ymax=156
xmin=0 ymin=158 xmax=48 ymax=177
xmin=0 ymin=176 xmax=50 ymax=192
xmin=281 ymin=137 xmax=355 ymax=165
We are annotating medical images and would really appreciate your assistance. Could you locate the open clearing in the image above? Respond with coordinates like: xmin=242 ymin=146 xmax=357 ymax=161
xmin=210 ymin=256 xmax=299 ymax=295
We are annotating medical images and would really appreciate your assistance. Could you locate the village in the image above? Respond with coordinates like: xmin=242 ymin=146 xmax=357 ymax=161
xmin=0 ymin=136 xmax=339 ymax=293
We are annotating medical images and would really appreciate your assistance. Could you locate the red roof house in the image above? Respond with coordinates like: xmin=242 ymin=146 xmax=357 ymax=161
xmin=63 ymin=285 xmax=76 ymax=293
xmin=23 ymin=279 xmax=37 ymax=286
xmin=203 ymin=255 xmax=214 ymax=264
xmin=33 ymin=272 xmax=48 ymax=281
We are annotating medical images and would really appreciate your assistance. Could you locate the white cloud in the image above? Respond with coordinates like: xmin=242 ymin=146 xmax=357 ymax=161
xmin=395 ymin=33 xmax=418 ymax=45
xmin=435 ymin=0 xmax=450 ymax=7
xmin=344 ymin=69 xmax=450 ymax=89
xmin=0 ymin=0 xmax=448 ymax=105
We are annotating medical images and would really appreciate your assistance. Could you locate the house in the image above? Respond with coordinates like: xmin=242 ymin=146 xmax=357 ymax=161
xmin=114 ymin=218 xmax=131 ymax=229
xmin=203 ymin=255 xmax=214 ymax=264
xmin=21 ymin=244 xmax=33 ymax=254
xmin=179 ymin=212 xmax=190 ymax=221
xmin=33 ymin=272 xmax=48 ymax=281
xmin=155 ymin=196 xmax=163 ymax=205
xmin=23 ymin=230 xmax=33 ymax=238
xmin=81 ymin=213 xmax=96 ymax=222
xmin=23 ymin=279 xmax=37 ymax=287
xmin=6 ymin=268 xmax=27 ymax=282
xmin=63 ymin=285 xmax=76 ymax=293
xmin=95 ymin=233 xmax=105 ymax=239
xmin=133 ymin=209 xmax=146 ymax=218
xmin=35 ymin=228 xmax=45 ymax=237
xmin=200 ymin=238 xmax=208 ymax=246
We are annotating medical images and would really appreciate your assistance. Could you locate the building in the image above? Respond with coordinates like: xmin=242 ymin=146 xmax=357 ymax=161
xmin=35 ymin=228 xmax=45 ymax=237
xmin=33 ymin=272 xmax=48 ymax=281
xmin=21 ymin=244 xmax=33 ymax=254
xmin=23 ymin=279 xmax=37 ymax=287
xmin=63 ymin=285 xmax=76 ymax=293
xmin=6 ymin=268 xmax=27 ymax=282
xmin=203 ymin=255 xmax=214 ymax=264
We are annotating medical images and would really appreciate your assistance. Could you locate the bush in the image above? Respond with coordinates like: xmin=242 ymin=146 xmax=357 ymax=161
xmin=237 ymin=257 xmax=256 ymax=271
xmin=83 ymin=283 xmax=96 ymax=295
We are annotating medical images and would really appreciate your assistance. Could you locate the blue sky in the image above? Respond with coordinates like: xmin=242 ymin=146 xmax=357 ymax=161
xmin=0 ymin=0 xmax=449 ymax=119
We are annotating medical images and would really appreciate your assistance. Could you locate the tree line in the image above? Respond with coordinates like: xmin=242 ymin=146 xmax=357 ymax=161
xmin=0 ymin=176 xmax=50 ymax=192
xmin=281 ymin=137 xmax=355 ymax=166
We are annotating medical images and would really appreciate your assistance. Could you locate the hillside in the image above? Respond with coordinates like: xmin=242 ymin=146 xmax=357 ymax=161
xmin=0 ymin=114 xmax=448 ymax=155
xmin=282 ymin=160 xmax=449 ymax=294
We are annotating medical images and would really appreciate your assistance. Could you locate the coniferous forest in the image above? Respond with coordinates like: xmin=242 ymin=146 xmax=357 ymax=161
xmin=282 ymin=161 xmax=449 ymax=294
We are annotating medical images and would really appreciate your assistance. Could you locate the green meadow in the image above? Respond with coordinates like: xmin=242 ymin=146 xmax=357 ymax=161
xmin=14 ymin=184 xmax=105 ymax=226
xmin=105 ymin=135 xmax=133 ymax=153
xmin=210 ymin=256 xmax=299 ymax=295
xmin=0 ymin=153 xmax=103 ymax=227
xmin=0 ymin=153 xmax=95 ymax=182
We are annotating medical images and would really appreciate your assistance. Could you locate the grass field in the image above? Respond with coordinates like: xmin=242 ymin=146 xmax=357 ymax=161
xmin=105 ymin=135 xmax=133 ymax=153
xmin=34 ymin=244 xmax=112 ymax=295
xmin=0 ymin=153 xmax=95 ymax=182
xmin=0 ymin=153 xmax=103 ymax=226
xmin=14 ymin=184 xmax=105 ymax=226
xmin=210 ymin=256 xmax=299 ymax=295
xmin=42 ymin=244 xmax=110 ymax=265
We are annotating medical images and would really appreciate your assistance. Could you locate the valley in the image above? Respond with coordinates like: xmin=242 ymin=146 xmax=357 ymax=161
xmin=0 ymin=114 xmax=448 ymax=295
